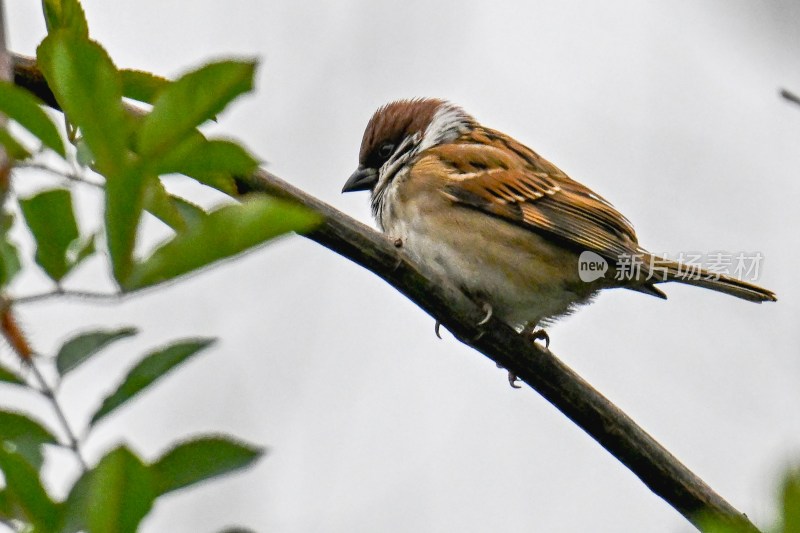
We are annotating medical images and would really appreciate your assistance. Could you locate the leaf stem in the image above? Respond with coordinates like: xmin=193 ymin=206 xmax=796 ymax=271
xmin=27 ymin=359 xmax=87 ymax=471
xmin=13 ymin=288 xmax=123 ymax=305
xmin=16 ymin=161 xmax=104 ymax=188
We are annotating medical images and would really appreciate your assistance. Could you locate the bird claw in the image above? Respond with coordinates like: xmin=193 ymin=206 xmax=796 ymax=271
xmin=496 ymin=362 xmax=521 ymax=389
xmin=477 ymin=302 xmax=493 ymax=326
xmin=434 ymin=320 xmax=443 ymax=339
xmin=526 ymin=327 xmax=550 ymax=348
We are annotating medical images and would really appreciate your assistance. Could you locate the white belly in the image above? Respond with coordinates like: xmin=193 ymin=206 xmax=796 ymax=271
xmin=381 ymin=194 xmax=597 ymax=328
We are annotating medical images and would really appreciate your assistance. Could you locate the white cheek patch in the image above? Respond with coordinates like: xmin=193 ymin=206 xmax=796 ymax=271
xmin=419 ymin=104 xmax=475 ymax=152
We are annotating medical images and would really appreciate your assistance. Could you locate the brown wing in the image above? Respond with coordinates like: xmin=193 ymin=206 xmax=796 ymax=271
xmin=432 ymin=127 xmax=641 ymax=263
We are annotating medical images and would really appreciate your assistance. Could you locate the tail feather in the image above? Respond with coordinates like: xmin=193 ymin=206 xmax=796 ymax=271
xmin=641 ymin=254 xmax=777 ymax=303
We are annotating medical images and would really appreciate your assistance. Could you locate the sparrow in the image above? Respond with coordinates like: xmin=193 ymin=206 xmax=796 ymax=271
xmin=342 ymin=98 xmax=777 ymax=340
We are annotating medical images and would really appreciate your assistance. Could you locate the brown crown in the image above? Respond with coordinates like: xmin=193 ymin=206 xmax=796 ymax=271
xmin=359 ymin=98 xmax=445 ymax=166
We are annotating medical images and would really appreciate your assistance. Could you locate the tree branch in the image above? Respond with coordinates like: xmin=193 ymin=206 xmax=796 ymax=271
xmin=10 ymin=53 xmax=759 ymax=532
xmin=781 ymin=88 xmax=800 ymax=108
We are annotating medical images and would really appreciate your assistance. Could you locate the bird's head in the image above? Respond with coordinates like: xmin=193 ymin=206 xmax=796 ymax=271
xmin=342 ymin=98 xmax=475 ymax=195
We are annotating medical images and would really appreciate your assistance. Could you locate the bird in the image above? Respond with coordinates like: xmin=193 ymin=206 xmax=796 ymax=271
xmin=342 ymin=98 xmax=777 ymax=344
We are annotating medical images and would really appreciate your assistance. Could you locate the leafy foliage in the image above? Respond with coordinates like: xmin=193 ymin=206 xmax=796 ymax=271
xmin=0 ymin=443 xmax=61 ymax=531
xmin=37 ymin=31 xmax=129 ymax=177
xmin=0 ymin=364 xmax=24 ymax=385
xmin=56 ymin=327 xmax=138 ymax=376
xmin=126 ymin=196 xmax=319 ymax=290
xmin=152 ymin=436 xmax=265 ymax=495
xmin=90 ymin=339 xmax=214 ymax=425
xmin=0 ymin=410 xmax=58 ymax=470
xmin=19 ymin=188 xmax=84 ymax=281
xmin=120 ymin=69 xmax=171 ymax=105
xmin=41 ymin=0 xmax=89 ymax=37
xmin=0 ymin=80 xmax=65 ymax=156
xmin=136 ymin=60 xmax=255 ymax=160
xmin=783 ymin=468 xmax=800 ymax=533
xmin=0 ymin=213 xmax=21 ymax=288
xmin=0 ymin=332 xmax=265 ymax=531
xmin=0 ymin=0 xmax=314 ymax=530
xmin=61 ymin=446 xmax=156 ymax=533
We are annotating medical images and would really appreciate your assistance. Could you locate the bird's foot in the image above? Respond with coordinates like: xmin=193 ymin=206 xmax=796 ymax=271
xmin=470 ymin=302 xmax=493 ymax=342
xmin=495 ymin=362 xmax=521 ymax=389
xmin=522 ymin=325 xmax=550 ymax=349
xmin=434 ymin=320 xmax=443 ymax=339
xmin=477 ymin=302 xmax=493 ymax=326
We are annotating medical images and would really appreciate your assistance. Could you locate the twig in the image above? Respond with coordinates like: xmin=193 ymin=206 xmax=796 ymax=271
xmin=12 ymin=288 xmax=123 ymax=305
xmin=16 ymin=161 xmax=104 ymax=188
xmin=9 ymin=52 xmax=761 ymax=532
xmin=27 ymin=359 xmax=87 ymax=471
xmin=0 ymin=302 xmax=88 ymax=470
xmin=780 ymin=88 xmax=800 ymax=107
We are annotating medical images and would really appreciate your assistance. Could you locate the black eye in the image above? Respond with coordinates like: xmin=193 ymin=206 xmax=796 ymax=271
xmin=378 ymin=142 xmax=394 ymax=160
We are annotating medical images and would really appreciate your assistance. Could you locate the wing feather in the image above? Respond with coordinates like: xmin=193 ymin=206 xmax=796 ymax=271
xmin=429 ymin=128 xmax=641 ymax=263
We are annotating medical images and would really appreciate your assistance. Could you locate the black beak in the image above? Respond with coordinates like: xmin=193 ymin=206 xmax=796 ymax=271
xmin=342 ymin=166 xmax=378 ymax=193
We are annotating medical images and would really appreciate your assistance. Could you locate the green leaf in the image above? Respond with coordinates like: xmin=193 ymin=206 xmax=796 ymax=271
xmin=61 ymin=446 xmax=154 ymax=533
xmin=90 ymin=338 xmax=214 ymax=426
xmin=153 ymin=130 xmax=237 ymax=194
xmin=37 ymin=31 xmax=128 ymax=177
xmin=41 ymin=0 xmax=89 ymax=38
xmin=105 ymin=164 xmax=149 ymax=284
xmin=155 ymin=136 xmax=257 ymax=194
xmin=783 ymin=467 xmax=800 ymax=533
xmin=120 ymin=69 xmax=170 ymax=105
xmin=137 ymin=60 xmax=256 ymax=159
xmin=171 ymin=196 xmax=207 ymax=228
xmin=144 ymin=187 xmax=209 ymax=231
xmin=0 ymin=127 xmax=33 ymax=160
xmin=0 ymin=442 xmax=60 ymax=531
xmin=19 ymin=188 xmax=79 ymax=281
xmin=152 ymin=436 xmax=264 ymax=495
xmin=0 ymin=81 xmax=66 ymax=157
xmin=37 ymin=32 xmax=146 ymax=283
xmin=67 ymin=231 xmax=96 ymax=267
xmin=143 ymin=177 xmax=189 ymax=232
xmin=0 ymin=364 xmax=24 ymax=386
xmin=0 ymin=411 xmax=58 ymax=470
xmin=0 ymin=227 xmax=22 ymax=288
xmin=0 ymin=489 xmax=12 ymax=520
xmin=75 ymin=136 xmax=93 ymax=167
xmin=125 ymin=196 xmax=319 ymax=290
xmin=56 ymin=327 xmax=138 ymax=376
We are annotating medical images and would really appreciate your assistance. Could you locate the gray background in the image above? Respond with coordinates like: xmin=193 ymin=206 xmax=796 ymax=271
xmin=2 ymin=1 xmax=799 ymax=532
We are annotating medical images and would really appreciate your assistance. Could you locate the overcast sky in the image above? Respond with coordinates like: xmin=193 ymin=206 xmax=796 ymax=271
xmin=2 ymin=1 xmax=800 ymax=532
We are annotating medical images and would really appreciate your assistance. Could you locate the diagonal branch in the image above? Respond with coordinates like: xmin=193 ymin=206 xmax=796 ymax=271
xmin=11 ymin=53 xmax=759 ymax=532
xmin=781 ymin=88 xmax=800 ymax=108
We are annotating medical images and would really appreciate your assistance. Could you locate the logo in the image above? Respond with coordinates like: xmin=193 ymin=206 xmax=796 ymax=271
xmin=578 ymin=251 xmax=608 ymax=282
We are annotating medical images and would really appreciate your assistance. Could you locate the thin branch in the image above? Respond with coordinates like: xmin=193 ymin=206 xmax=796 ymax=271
xmin=12 ymin=288 xmax=123 ymax=305
xmin=780 ymin=88 xmax=800 ymax=107
xmin=10 ymin=52 xmax=760 ymax=532
xmin=17 ymin=161 xmax=104 ymax=188
xmin=0 ymin=302 xmax=88 ymax=470
xmin=27 ymin=359 xmax=87 ymax=471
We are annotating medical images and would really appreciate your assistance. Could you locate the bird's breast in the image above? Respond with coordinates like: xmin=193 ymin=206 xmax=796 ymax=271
xmin=379 ymin=178 xmax=598 ymax=327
